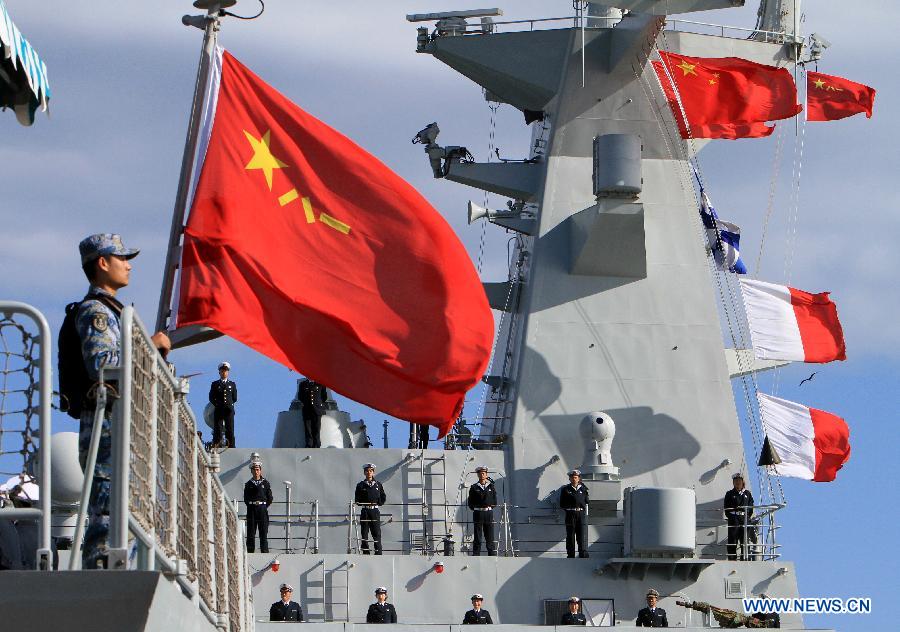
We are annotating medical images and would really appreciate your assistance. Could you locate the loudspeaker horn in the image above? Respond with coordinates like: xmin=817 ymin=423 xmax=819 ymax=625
xmin=467 ymin=200 xmax=490 ymax=224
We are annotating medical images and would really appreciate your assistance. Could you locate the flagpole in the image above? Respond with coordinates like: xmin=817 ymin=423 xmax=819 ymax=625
xmin=155 ymin=1 xmax=232 ymax=334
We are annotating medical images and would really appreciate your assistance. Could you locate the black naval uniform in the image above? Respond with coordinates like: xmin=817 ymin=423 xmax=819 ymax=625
xmin=560 ymin=612 xmax=587 ymax=626
xmin=366 ymin=601 xmax=398 ymax=623
xmin=462 ymin=608 xmax=494 ymax=624
xmin=559 ymin=483 xmax=590 ymax=558
xmin=299 ymin=379 xmax=327 ymax=448
xmin=724 ymin=487 xmax=755 ymax=560
xmin=355 ymin=478 xmax=386 ymax=555
xmin=209 ymin=378 xmax=238 ymax=447
xmin=636 ymin=606 xmax=668 ymax=627
xmin=244 ymin=476 xmax=273 ymax=553
xmin=269 ymin=600 xmax=304 ymax=622
xmin=467 ymin=480 xmax=498 ymax=556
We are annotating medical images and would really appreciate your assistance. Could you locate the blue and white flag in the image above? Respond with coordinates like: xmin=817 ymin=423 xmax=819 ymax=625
xmin=699 ymin=191 xmax=747 ymax=274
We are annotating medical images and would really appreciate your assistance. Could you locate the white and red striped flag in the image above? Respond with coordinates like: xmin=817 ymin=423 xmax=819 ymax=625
xmin=758 ymin=393 xmax=851 ymax=482
xmin=739 ymin=278 xmax=846 ymax=363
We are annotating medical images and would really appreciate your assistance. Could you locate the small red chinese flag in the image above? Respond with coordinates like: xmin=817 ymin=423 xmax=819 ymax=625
xmin=175 ymin=50 xmax=493 ymax=434
xmin=806 ymin=71 xmax=875 ymax=122
xmin=652 ymin=51 xmax=801 ymax=139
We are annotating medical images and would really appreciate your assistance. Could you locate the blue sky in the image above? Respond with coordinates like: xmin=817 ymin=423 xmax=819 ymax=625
xmin=1 ymin=2 xmax=896 ymax=628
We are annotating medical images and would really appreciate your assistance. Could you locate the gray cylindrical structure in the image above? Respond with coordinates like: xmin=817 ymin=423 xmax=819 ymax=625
xmin=587 ymin=4 xmax=623 ymax=28
xmin=626 ymin=487 xmax=695 ymax=555
xmin=593 ymin=133 xmax=642 ymax=198
xmin=50 ymin=432 xmax=83 ymax=505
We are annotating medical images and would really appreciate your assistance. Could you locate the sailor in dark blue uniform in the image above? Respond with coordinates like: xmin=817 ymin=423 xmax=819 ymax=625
xmin=462 ymin=593 xmax=493 ymax=624
xmin=724 ymin=472 xmax=755 ymax=560
xmin=209 ymin=361 xmax=238 ymax=447
xmin=355 ymin=463 xmax=386 ymax=555
xmin=366 ymin=587 xmax=397 ymax=623
xmin=467 ymin=466 xmax=497 ymax=556
xmin=636 ymin=589 xmax=668 ymax=627
xmin=299 ymin=378 xmax=328 ymax=448
xmin=244 ymin=461 xmax=273 ymax=553
xmin=559 ymin=469 xmax=590 ymax=558
xmin=560 ymin=596 xmax=587 ymax=625
xmin=270 ymin=583 xmax=304 ymax=622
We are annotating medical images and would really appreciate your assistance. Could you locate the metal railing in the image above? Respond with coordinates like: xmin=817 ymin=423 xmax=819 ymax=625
xmin=104 ymin=306 xmax=254 ymax=631
xmin=0 ymin=301 xmax=52 ymax=570
xmin=241 ymin=495 xmax=784 ymax=561
xmin=423 ymin=12 xmax=794 ymax=44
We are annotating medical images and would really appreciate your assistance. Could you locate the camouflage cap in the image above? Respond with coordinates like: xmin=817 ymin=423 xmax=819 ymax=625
xmin=79 ymin=234 xmax=139 ymax=265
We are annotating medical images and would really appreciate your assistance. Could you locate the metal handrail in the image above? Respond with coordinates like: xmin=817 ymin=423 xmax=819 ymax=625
xmin=115 ymin=307 xmax=253 ymax=631
xmin=249 ymin=499 xmax=784 ymax=561
xmin=424 ymin=12 xmax=793 ymax=44
xmin=0 ymin=301 xmax=52 ymax=570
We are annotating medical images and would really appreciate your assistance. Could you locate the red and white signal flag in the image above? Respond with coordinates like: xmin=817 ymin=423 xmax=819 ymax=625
xmin=739 ymin=279 xmax=846 ymax=363
xmin=757 ymin=393 xmax=850 ymax=482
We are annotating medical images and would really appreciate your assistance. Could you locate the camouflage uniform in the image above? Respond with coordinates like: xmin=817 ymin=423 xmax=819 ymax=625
xmin=76 ymin=285 xmax=122 ymax=568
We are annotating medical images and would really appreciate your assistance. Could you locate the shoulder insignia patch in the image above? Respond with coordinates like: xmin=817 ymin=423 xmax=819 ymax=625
xmin=92 ymin=312 xmax=108 ymax=332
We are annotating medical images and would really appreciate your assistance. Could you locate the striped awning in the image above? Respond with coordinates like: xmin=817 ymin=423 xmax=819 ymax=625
xmin=0 ymin=0 xmax=50 ymax=126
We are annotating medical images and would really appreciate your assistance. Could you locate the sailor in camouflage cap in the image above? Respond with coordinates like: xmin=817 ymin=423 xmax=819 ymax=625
xmin=78 ymin=233 xmax=140 ymax=265
xmin=70 ymin=233 xmax=169 ymax=568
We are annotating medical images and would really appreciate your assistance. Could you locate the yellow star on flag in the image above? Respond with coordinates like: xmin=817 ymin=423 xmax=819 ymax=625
xmin=244 ymin=130 xmax=288 ymax=190
xmin=813 ymin=78 xmax=826 ymax=89
xmin=676 ymin=60 xmax=698 ymax=77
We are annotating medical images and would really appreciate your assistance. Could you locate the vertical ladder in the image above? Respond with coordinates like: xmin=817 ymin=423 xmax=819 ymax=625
xmin=424 ymin=453 xmax=448 ymax=549
xmin=302 ymin=559 xmax=326 ymax=621
xmin=404 ymin=451 xmax=448 ymax=554
xmin=325 ymin=560 xmax=351 ymax=622
xmin=404 ymin=452 xmax=427 ymax=553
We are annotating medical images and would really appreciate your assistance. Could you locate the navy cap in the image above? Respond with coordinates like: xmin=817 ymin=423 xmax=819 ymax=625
xmin=375 ymin=587 xmax=388 ymax=595
xmin=363 ymin=463 xmax=376 ymax=470
xmin=79 ymin=234 xmax=139 ymax=265
xmin=568 ymin=469 xmax=581 ymax=477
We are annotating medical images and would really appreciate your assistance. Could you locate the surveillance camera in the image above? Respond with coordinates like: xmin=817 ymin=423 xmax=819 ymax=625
xmin=810 ymin=33 xmax=831 ymax=49
xmin=587 ymin=411 xmax=616 ymax=441
xmin=412 ymin=122 xmax=440 ymax=146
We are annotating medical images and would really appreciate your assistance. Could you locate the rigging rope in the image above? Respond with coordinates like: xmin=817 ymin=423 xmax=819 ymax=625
xmin=649 ymin=33 xmax=788 ymax=505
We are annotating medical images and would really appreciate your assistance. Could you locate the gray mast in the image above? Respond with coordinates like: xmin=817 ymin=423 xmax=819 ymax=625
xmin=155 ymin=0 xmax=234 ymax=338
xmin=413 ymin=0 xmax=796 ymax=547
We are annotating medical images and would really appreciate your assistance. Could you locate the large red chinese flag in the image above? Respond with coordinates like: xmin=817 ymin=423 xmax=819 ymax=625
xmin=175 ymin=50 xmax=493 ymax=434
xmin=806 ymin=71 xmax=875 ymax=122
xmin=652 ymin=52 xmax=801 ymax=139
